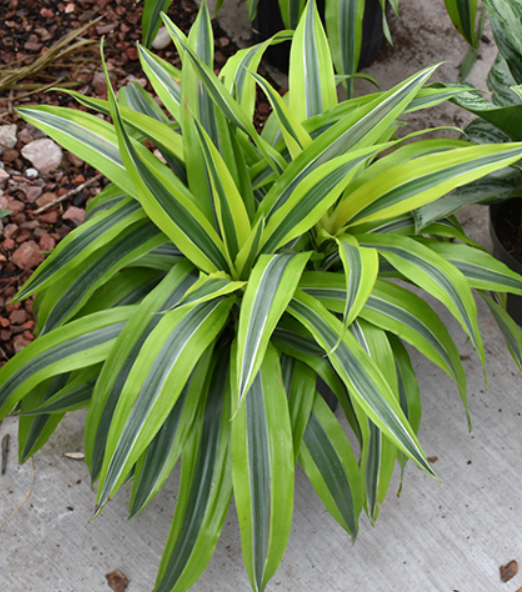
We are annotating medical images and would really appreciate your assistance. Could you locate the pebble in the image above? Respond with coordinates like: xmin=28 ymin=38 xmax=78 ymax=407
xmin=12 ymin=240 xmax=45 ymax=270
xmin=62 ymin=206 xmax=85 ymax=226
xmin=0 ymin=169 xmax=9 ymax=185
xmin=0 ymin=125 xmax=17 ymax=154
xmin=25 ymin=186 xmax=43 ymax=203
xmin=25 ymin=168 xmax=39 ymax=179
xmin=152 ymin=26 xmax=172 ymax=50
xmin=39 ymin=233 xmax=56 ymax=251
xmin=21 ymin=139 xmax=63 ymax=174
xmin=36 ymin=192 xmax=58 ymax=208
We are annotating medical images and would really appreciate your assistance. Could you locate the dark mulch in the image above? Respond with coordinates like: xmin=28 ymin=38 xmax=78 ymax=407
xmin=0 ymin=0 xmax=273 ymax=364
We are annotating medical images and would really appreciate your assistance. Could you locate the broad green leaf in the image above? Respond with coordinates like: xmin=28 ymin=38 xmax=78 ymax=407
xmin=299 ymin=390 xmax=363 ymax=536
xmin=251 ymin=71 xmax=312 ymax=159
xmin=0 ymin=307 xmax=135 ymax=421
xmin=444 ymin=0 xmax=478 ymax=45
xmin=193 ymin=120 xmax=252 ymax=262
xmin=300 ymin=272 xmax=468 ymax=406
xmin=36 ymin=220 xmax=166 ymax=335
xmin=17 ymin=106 xmax=135 ymax=195
xmin=105 ymin=61 xmax=230 ymax=274
xmin=128 ymin=347 xmax=214 ymax=518
xmin=325 ymin=0 xmax=365 ymax=97
xmin=85 ymin=262 xmax=198 ymax=479
xmin=236 ymin=252 xmax=310 ymax=402
xmin=282 ymin=356 xmax=316 ymax=461
xmin=420 ymin=240 xmax=522 ymax=295
xmin=142 ymin=0 xmax=174 ymax=47
xmin=96 ymin=297 xmax=234 ymax=510
xmin=138 ymin=44 xmax=182 ymax=121
xmin=358 ymin=233 xmax=485 ymax=371
xmin=18 ymin=366 xmax=99 ymax=416
xmin=480 ymin=291 xmax=522 ymax=371
xmin=288 ymin=290 xmax=435 ymax=477
xmin=232 ymin=345 xmax=294 ymax=592
xmin=335 ymin=143 xmax=522 ymax=228
xmin=289 ymin=0 xmax=337 ymax=120
xmin=154 ymin=348 xmax=233 ymax=592
xmin=14 ymin=197 xmax=145 ymax=301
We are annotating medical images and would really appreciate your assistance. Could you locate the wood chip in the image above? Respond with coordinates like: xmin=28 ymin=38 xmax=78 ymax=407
xmin=106 ymin=569 xmax=129 ymax=592
xmin=63 ymin=451 xmax=84 ymax=460
xmin=2 ymin=434 xmax=9 ymax=475
xmin=427 ymin=455 xmax=438 ymax=463
xmin=500 ymin=560 xmax=518 ymax=583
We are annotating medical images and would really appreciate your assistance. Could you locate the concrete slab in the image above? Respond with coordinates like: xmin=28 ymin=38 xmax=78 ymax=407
xmin=2 ymin=1 xmax=522 ymax=592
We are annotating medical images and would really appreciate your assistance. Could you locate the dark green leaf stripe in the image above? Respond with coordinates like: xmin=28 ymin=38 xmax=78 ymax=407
xmin=302 ymin=407 xmax=359 ymax=535
xmin=89 ymin=269 xmax=198 ymax=481
xmin=20 ymin=376 xmax=96 ymax=416
xmin=288 ymin=292 xmax=434 ymax=476
xmin=98 ymin=298 xmax=232 ymax=506
xmin=155 ymin=350 xmax=232 ymax=592
xmin=246 ymin=372 xmax=271 ymax=590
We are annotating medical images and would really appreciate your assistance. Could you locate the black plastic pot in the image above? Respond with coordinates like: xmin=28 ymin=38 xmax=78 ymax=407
xmin=490 ymin=200 xmax=522 ymax=326
xmin=254 ymin=0 xmax=387 ymax=72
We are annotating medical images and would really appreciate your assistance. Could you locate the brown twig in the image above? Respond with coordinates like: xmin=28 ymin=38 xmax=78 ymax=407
xmin=34 ymin=173 xmax=104 ymax=215
xmin=2 ymin=434 xmax=9 ymax=475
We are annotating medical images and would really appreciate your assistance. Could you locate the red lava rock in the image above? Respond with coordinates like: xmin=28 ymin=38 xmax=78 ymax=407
xmin=2 ymin=238 xmax=15 ymax=250
xmin=62 ymin=206 xmax=85 ymax=226
xmin=39 ymin=211 xmax=58 ymax=224
xmin=22 ymin=320 xmax=35 ymax=331
xmin=13 ymin=334 xmax=31 ymax=353
xmin=18 ymin=128 xmax=34 ymax=144
xmin=9 ymin=309 xmax=27 ymax=325
xmin=96 ymin=23 xmax=116 ymax=35
xmin=106 ymin=569 xmax=129 ymax=592
xmin=500 ymin=560 xmax=518 ymax=583
xmin=11 ymin=241 xmax=45 ymax=270
xmin=0 ymin=318 xmax=10 ymax=328
xmin=22 ymin=331 xmax=34 ymax=342
xmin=5 ymin=302 xmax=21 ymax=314
xmin=39 ymin=234 xmax=56 ymax=251
xmin=40 ymin=7 xmax=54 ymax=18
xmin=15 ymin=229 xmax=31 ymax=244
xmin=25 ymin=186 xmax=43 ymax=203
xmin=126 ymin=46 xmax=139 ymax=60
xmin=3 ymin=224 xmax=18 ymax=240
xmin=0 ymin=331 xmax=12 ymax=342
xmin=2 ymin=149 xmax=19 ymax=163
xmin=6 ymin=200 xmax=25 ymax=212
xmin=36 ymin=192 xmax=58 ymax=208
xmin=72 ymin=174 xmax=86 ymax=185
xmin=67 ymin=153 xmax=84 ymax=167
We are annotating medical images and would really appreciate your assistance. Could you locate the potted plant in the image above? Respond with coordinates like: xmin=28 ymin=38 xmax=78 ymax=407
xmin=2 ymin=2 xmax=522 ymax=591
xmin=416 ymin=0 xmax=522 ymax=324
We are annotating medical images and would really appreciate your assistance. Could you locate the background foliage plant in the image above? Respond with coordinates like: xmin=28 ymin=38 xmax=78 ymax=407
xmin=2 ymin=2 xmax=522 ymax=591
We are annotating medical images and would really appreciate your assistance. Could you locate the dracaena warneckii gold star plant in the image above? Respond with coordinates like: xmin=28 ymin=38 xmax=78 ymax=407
xmin=2 ymin=2 xmax=522 ymax=591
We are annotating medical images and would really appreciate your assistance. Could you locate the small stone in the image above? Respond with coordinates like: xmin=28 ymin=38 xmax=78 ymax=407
xmin=67 ymin=153 xmax=84 ymax=168
xmin=152 ymin=26 xmax=172 ymax=50
xmin=2 ymin=238 xmax=15 ymax=250
xmin=21 ymin=139 xmax=62 ymax=174
xmin=0 ymin=318 xmax=10 ymax=328
xmin=0 ymin=125 xmax=17 ymax=154
xmin=12 ymin=240 xmax=45 ymax=270
xmin=25 ymin=186 xmax=42 ymax=203
xmin=39 ymin=233 xmax=56 ymax=251
xmin=9 ymin=309 xmax=27 ymax=325
xmin=5 ymin=200 xmax=24 ymax=212
xmin=18 ymin=127 xmax=34 ymax=144
xmin=96 ymin=23 xmax=115 ymax=35
xmin=0 ymin=169 xmax=10 ymax=185
xmin=3 ymin=224 xmax=18 ymax=239
xmin=126 ymin=47 xmax=139 ymax=60
xmin=72 ymin=173 xmax=85 ymax=185
xmin=39 ymin=211 xmax=58 ymax=224
xmin=92 ymin=71 xmax=116 ymax=95
xmin=0 ymin=331 xmax=12 ymax=342
xmin=25 ymin=168 xmax=38 ymax=179
xmin=500 ymin=560 xmax=518 ymax=583
xmin=62 ymin=206 xmax=85 ymax=226
xmin=36 ymin=192 xmax=57 ymax=208
xmin=65 ymin=2 xmax=75 ymax=12
xmin=1 ymin=149 xmax=18 ymax=163
xmin=106 ymin=569 xmax=128 ymax=592
xmin=13 ymin=334 xmax=31 ymax=353
xmin=39 ymin=7 xmax=54 ymax=18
